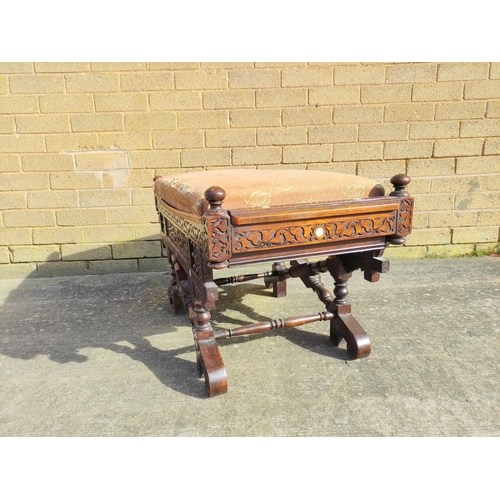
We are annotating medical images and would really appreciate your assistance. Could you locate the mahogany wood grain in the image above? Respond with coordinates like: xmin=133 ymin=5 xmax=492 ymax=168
xmin=229 ymin=198 xmax=400 ymax=225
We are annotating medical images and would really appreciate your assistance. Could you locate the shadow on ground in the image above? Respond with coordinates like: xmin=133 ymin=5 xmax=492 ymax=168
xmin=2 ymin=253 xmax=500 ymax=437
xmin=0 ymin=250 xmax=350 ymax=400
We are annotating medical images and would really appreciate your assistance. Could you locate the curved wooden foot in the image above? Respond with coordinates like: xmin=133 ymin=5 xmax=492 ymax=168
xmin=330 ymin=311 xmax=371 ymax=359
xmin=329 ymin=324 xmax=344 ymax=348
xmin=192 ymin=304 xmax=228 ymax=397
xmin=197 ymin=338 xmax=227 ymax=396
xmin=195 ymin=342 xmax=205 ymax=378
xmin=327 ymin=261 xmax=371 ymax=360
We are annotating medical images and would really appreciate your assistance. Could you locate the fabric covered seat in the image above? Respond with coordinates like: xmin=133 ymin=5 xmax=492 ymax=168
xmin=154 ymin=169 xmax=385 ymax=216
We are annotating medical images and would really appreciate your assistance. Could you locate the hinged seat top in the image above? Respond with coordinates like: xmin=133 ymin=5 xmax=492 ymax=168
xmin=154 ymin=169 xmax=385 ymax=216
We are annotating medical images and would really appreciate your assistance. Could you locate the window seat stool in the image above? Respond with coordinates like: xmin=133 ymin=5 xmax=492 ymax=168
xmin=153 ymin=169 xmax=413 ymax=397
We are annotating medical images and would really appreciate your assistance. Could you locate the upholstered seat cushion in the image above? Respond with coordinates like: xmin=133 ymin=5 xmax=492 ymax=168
xmin=155 ymin=169 xmax=385 ymax=216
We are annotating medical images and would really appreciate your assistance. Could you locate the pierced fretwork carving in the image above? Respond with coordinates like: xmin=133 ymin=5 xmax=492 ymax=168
xmin=158 ymin=203 xmax=207 ymax=248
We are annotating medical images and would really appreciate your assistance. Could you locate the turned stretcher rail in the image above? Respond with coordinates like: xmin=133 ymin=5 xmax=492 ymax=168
xmin=214 ymin=311 xmax=334 ymax=340
xmin=213 ymin=271 xmax=278 ymax=286
xmin=213 ymin=258 xmax=329 ymax=287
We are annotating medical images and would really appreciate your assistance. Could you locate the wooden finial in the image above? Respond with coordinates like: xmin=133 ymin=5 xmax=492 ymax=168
xmin=204 ymin=186 xmax=226 ymax=211
xmin=390 ymin=174 xmax=411 ymax=197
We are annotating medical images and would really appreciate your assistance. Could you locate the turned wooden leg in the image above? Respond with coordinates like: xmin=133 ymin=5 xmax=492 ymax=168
xmin=192 ymin=304 xmax=228 ymax=397
xmin=290 ymin=259 xmax=334 ymax=306
xmin=327 ymin=258 xmax=371 ymax=360
xmin=329 ymin=276 xmax=348 ymax=347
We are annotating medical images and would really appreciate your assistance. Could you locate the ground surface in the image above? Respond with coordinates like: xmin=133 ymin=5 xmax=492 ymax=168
xmin=1 ymin=257 xmax=498 ymax=437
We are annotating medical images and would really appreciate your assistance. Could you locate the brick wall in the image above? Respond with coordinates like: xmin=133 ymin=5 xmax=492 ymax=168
xmin=1 ymin=62 xmax=499 ymax=278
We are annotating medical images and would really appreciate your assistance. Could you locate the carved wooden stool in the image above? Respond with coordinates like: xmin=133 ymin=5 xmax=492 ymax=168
xmin=153 ymin=169 xmax=413 ymax=396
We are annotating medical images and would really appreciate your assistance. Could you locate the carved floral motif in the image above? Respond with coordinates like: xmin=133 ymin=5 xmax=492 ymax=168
xmin=168 ymin=223 xmax=190 ymax=256
xmin=158 ymin=204 xmax=206 ymax=248
xmin=396 ymin=197 xmax=413 ymax=237
xmin=205 ymin=216 xmax=231 ymax=263
xmin=158 ymin=201 xmax=231 ymax=267
xmin=233 ymin=215 xmax=395 ymax=252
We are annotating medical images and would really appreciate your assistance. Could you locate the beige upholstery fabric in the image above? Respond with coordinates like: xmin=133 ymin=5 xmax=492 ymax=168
xmin=155 ymin=169 xmax=385 ymax=216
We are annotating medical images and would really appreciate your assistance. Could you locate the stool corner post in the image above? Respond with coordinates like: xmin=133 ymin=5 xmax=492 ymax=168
xmin=204 ymin=186 xmax=232 ymax=269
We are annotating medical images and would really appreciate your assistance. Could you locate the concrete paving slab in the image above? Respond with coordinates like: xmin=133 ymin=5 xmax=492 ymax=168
xmin=0 ymin=257 xmax=498 ymax=436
